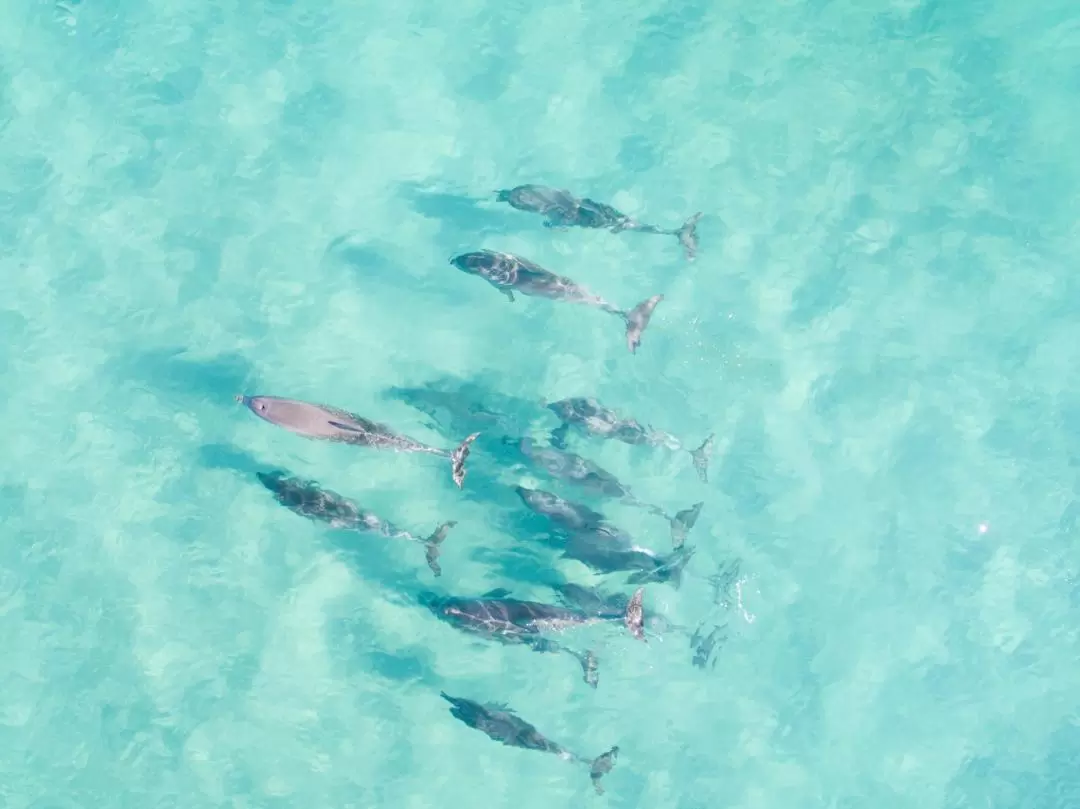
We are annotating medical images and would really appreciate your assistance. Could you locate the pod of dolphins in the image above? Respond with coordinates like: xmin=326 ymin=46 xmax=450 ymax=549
xmin=234 ymin=185 xmax=718 ymax=795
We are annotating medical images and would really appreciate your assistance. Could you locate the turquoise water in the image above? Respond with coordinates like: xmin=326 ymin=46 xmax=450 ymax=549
xmin=3 ymin=0 xmax=1080 ymax=805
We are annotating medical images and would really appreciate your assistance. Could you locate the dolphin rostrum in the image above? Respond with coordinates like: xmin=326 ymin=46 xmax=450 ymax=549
xmin=237 ymin=394 xmax=479 ymax=488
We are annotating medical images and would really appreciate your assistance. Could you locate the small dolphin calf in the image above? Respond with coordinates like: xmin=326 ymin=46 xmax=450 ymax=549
xmin=236 ymin=395 xmax=479 ymax=488
xmin=257 ymin=470 xmax=455 ymax=576
xmin=497 ymin=183 xmax=702 ymax=261
xmin=440 ymin=692 xmax=620 ymax=794
xmin=449 ymin=250 xmax=663 ymax=354
xmin=547 ymin=396 xmax=714 ymax=482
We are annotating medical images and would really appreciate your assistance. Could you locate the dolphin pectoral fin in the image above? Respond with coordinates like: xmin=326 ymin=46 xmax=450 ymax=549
xmin=481 ymin=587 xmax=512 ymax=599
xmin=690 ymin=434 xmax=714 ymax=483
xmin=501 ymin=288 xmax=516 ymax=303
xmin=449 ymin=432 xmax=480 ymax=489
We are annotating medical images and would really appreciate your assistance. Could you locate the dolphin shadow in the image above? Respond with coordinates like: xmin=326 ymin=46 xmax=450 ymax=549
xmin=112 ymin=347 xmax=259 ymax=403
xmin=381 ymin=373 xmax=544 ymax=442
xmin=322 ymin=233 xmax=423 ymax=289
xmin=396 ymin=182 xmax=521 ymax=242
xmin=197 ymin=442 xmax=266 ymax=478
xmin=363 ymin=646 xmax=440 ymax=687
xmin=328 ymin=615 xmax=442 ymax=689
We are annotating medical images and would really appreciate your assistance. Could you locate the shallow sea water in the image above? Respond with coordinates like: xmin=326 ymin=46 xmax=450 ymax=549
xmin=2 ymin=0 xmax=1080 ymax=806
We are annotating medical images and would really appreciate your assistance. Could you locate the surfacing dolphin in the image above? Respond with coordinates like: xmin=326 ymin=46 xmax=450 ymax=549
xmin=546 ymin=396 xmax=714 ymax=482
xmin=440 ymin=692 xmax=620 ymax=794
xmin=501 ymin=436 xmax=702 ymax=546
xmin=449 ymin=250 xmax=663 ymax=354
xmin=236 ymin=395 xmax=479 ymax=488
xmin=256 ymin=470 xmax=455 ymax=576
xmin=496 ymin=183 xmax=702 ymax=261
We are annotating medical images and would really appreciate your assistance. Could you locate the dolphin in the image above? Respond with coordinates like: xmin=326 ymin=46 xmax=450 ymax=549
xmin=449 ymin=250 xmax=663 ymax=354
xmin=440 ymin=692 xmax=620 ymax=794
xmin=496 ymin=183 xmax=702 ymax=261
xmin=546 ymin=396 xmax=714 ymax=482
xmin=256 ymin=470 xmax=455 ymax=576
xmin=236 ymin=394 xmax=479 ymax=488
xmin=419 ymin=585 xmax=646 ymax=687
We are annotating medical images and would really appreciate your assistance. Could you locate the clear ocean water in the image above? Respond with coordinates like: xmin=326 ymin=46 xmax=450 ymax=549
xmin=3 ymin=0 xmax=1079 ymax=806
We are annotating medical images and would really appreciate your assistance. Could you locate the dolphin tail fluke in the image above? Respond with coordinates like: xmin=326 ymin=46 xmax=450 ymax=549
xmin=589 ymin=746 xmax=620 ymax=794
xmin=423 ymin=521 xmax=457 ymax=577
xmin=623 ymin=587 xmax=646 ymax=641
xmin=667 ymin=545 xmax=697 ymax=589
xmin=567 ymin=648 xmax=599 ymax=689
xmin=449 ymin=433 xmax=480 ymax=488
xmin=550 ymin=422 xmax=570 ymax=449
xmin=690 ymin=433 xmax=714 ymax=483
xmin=624 ymin=294 xmax=664 ymax=354
xmin=669 ymin=501 xmax=704 ymax=550
xmin=677 ymin=212 xmax=702 ymax=261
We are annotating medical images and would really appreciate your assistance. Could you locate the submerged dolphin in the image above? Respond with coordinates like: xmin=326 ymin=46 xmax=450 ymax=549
xmin=502 ymin=437 xmax=702 ymax=546
xmin=546 ymin=396 xmax=714 ymax=482
xmin=440 ymin=692 xmax=620 ymax=794
xmin=419 ymin=585 xmax=646 ymax=687
xmin=449 ymin=250 xmax=663 ymax=354
xmin=496 ymin=183 xmax=702 ymax=261
xmin=256 ymin=470 xmax=455 ymax=576
xmin=516 ymin=486 xmax=699 ymax=586
xmin=236 ymin=395 xmax=479 ymax=488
